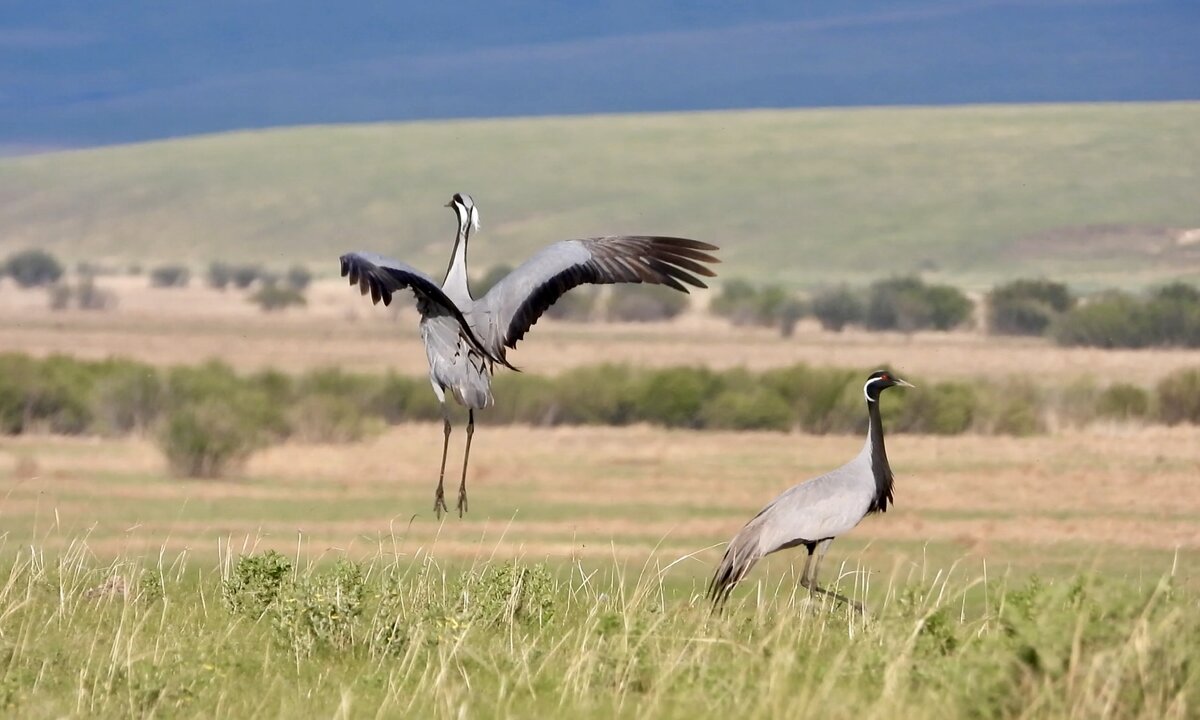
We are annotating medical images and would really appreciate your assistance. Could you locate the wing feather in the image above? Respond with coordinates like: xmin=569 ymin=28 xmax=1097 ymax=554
xmin=474 ymin=236 xmax=719 ymax=359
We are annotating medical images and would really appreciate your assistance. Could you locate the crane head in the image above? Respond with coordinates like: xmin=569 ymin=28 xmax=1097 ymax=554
xmin=864 ymin=370 xmax=914 ymax=403
xmin=445 ymin=193 xmax=480 ymax=237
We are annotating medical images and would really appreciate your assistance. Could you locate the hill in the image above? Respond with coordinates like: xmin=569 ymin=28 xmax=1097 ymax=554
xmin=1 ymin=103 xmax=1199 ymax=287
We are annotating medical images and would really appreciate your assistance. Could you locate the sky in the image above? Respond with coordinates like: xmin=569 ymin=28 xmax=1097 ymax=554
xmin=1 ymin=0 xmax=1198 ymax=151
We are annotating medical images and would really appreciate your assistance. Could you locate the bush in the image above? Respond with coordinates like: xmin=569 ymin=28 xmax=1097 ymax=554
xmin=250 ymin=284 xmax=307 ymax=312
xmin=893 ymin=381 xmax=977 ymax=435
xmin=91 ymin=361 xmax=162 ymax=435
xmin=207 ymin=262 xmax=233 ymax=290
xmin=633 ymin=367 xmax=720 ymax=427
xmin=285 ymin=265 xmax=313 ymax=291
xmin=159 ymin=399 xmax=266 ymax=477
xmin=458 ymin=561 xmax=556 ymax=626
xmin=49 ymin=276 xmax=117 ymax=311
xmin=811 ymin=286 xmax=864 ymax=332
xmin=699 ymin=385 xmax=793 ymax=431
xmin=149 ymin=265 xmax=190 ymax=288
xmin=474 ymin=264 xmax=513 ymax=296
xmin=1095 ymin=383 xmax=1151 ymax=421
xmin=710 ymin=279 xmax=806 ymax=335
xmin=223 ymin=551 xmax=292 ymax=617
xmin=543 ymin=288 xmax=597 ymax=321
xmin=1053 ymin=291 xmax=1150 ymax=348
xmin=231 ymin=265 xmax=262 ymax=289
xmin=866 ymin=277 xmax=972 ymax=332
xmin=5 ymin=249 xmax=64 ymax=288
xmin=987 ymin=279 xmax=1073 ymax=336
xmin=1156 ymin=368 xmax=1200 ymax=425
xmin=606 ymin=285 xmax=689 ymax=322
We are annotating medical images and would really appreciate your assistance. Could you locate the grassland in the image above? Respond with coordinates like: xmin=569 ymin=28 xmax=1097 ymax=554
xmin=2 ymin=103 xmax=1199 ymax=286
xmin=1 ymin=423 xmax=1198 ymax=718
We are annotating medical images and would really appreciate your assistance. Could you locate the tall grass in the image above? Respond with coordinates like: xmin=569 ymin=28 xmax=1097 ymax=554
xmin=0 ymin=539 xmax=1194 ymax=718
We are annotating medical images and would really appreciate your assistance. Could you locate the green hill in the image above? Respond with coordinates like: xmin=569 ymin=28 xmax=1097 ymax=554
xmin=2 ymin=103 xmax=1198 ymax=288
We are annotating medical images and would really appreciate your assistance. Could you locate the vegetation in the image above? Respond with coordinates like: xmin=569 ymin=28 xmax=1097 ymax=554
xmin=986 ymin=278 xmax=1074 ymax=336
xmin=606 ymin=285 xmax=690 ymax=323
xmin=3 ymin=104 xmax=1198 ymax=286
xmin=285 ymin=264 xmax=313 ymax=291
xmin=1053 ymin=283 xmax=1200 ymax=348
xmin=249 ymin=283 xmax=307 ymax=312
xmin=3 ymin=248 xmax=63 ymax=288
xmin=149 ymin=264 xmax=190 ymax=288
xmin=0 ymin=547 xmax=1193 ymax=718
xmin=810 ymin=285 xmax=864 ymax=332
xmin=865 ymin=277 xmax=973 ymax=332
xmin=710 ymin=279 xmax=807 ymax=336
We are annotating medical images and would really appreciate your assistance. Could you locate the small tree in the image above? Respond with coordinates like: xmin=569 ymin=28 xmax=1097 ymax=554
xmin=606 ymin=285 xmax=688 ymax=322
xmin=285 ymin=265 xmax=313 ymax=291
xmin=208 ymin=262 xmax=234 ymax=290
xmin=5 ymin=249 xmax=64 ymax=288
xmin=150 ymin=264 xmax=190 ymax=288
xmin=232 ymin=265 xmax=261 ymax=289
xmin=811 ymin=286 xmax=864 ymax=332
xmin=250 ymin=283 xmax=307 ymax=312
xmin=987 ymin=279 xmax=1074 ymax=336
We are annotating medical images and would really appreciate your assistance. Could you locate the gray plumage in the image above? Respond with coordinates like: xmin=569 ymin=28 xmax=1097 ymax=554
xmin=341 ymin=193 xmax=720 ymax=518
xmin=709 ymin=371 xmax=913 ymax=609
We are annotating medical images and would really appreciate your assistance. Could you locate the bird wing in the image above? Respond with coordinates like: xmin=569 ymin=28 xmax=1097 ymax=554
xmin=473 ymin=236 xmax=719 ymax=360
xmin=339 ymin=251 xmax=503 ymax=366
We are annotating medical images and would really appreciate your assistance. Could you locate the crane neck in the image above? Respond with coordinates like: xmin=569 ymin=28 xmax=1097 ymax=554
xmin=864 ymin=397 xmax=894 ymax=513
xmin=441 ymin=227 xmax=474 ymax=306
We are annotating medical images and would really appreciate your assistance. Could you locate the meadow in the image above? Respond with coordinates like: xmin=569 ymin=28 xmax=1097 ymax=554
xmin=2 ymin=103 xmax=1200 ymax=287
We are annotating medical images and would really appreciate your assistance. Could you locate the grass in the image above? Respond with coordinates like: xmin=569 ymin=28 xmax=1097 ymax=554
xmin=2 ymin=103 xmax=1199 ymax=287
xmin=0 ymin=540 xmax=1195 ymax=718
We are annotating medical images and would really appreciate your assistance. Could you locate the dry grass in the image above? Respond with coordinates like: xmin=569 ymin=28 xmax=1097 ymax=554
xmin=3 ymin=278 xmax=1200 ymax=383
xmin=2 ymin=423 xmax=1198 ymax=579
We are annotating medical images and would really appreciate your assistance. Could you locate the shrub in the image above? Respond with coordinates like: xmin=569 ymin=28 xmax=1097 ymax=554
xmin=285 ymin=265 xmax=313 ymax=291
xmin=159 ymin=399 xmax=266 ymax=477
xmin=1156 ymin=368 xmax=1200 ymax=425
xmin=633 ymin=367 xmax=720 ymax=427
xmin=866 ymin=277 xmax=972 ymax=332
xmin=458 ymin=561 xmax=556 ymax=626
xmin=149 ymin=265 xmax=190 ymax=288
xmin=474 ymin=264 xmax=513 ymax=296
xmin=5 ymin=249 xmax=64 ymax=288
xmin=893 ymin=381 xmax=977 ymax=435
xmin=550 ymin=364 xmax=641 ymax=425
xmin=543 ymin=288 xmax=597 ymax=321
xmin=975 ymin=380 xmax=1044 ymax=436
xmin=231 ymin=265 xmax=261 ymax=289
xmin=75 ymin=275 xmax=117 ymax=310
xmin=91 ymin=361 xmax=162 ymax=435
xmin=606 ymin=285 xmax=689 ymax=322
xmin=811 ymin=286 xmax=864 ymax=332
xmin=223 ymin=551 xmax=293 ymax=617
xmin=710 ymin=279 xmax=805 ymax=335
xmin=987 ymin=279 xmax=1073 ymax=336
xmin=250 ymin=284 xmax=306 ymax=312
xmin=274 ymin=560 xmax=366 ymax=655
xmin=699 ymin=385 xmax=793 ymax=431
xmin=207 ymin=262 xmax=233 ymax=290
xmin=1053 ymin=291 xmax=1149 ymax=348
xmin=0 ymin=354 xmax=95 ymax=434
xmin=1095 ymin=383 xmax=1151 ymax=421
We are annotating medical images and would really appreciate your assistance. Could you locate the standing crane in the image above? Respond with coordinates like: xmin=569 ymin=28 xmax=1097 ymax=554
xmin=341 ymin=193 xmax=720 ymax=518
xmin=708 ymin=370 xmax=913 ymax=609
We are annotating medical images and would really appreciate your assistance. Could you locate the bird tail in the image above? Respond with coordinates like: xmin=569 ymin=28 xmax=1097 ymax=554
xmin=707 ymin=525 xmax=763 ymax=608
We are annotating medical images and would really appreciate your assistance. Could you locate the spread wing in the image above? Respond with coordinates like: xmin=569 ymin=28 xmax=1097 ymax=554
xmin=339 ymin=251 xmax=504 ymax=366
xmin=473 ymin=236 xmax=719 ymax=361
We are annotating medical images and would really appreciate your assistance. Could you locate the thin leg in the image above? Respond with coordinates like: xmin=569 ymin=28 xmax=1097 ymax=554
xmin=799 ymin=546 xmax=815 ymax=589
xmin=457 ymin=409 xmax=474 ymax=517
xmin=434 ymin=406 xmax=451 ymax=519
xmin=804 ymin=541 xmax=863 ymax=612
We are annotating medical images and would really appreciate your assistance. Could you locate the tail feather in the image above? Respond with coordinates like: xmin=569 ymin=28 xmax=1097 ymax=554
xmin=708 ymin=524 xmax=764 ymax=608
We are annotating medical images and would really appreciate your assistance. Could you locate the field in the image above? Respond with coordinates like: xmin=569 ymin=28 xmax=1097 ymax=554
xmin=2 ymin=103 xmax=1200 ymax=287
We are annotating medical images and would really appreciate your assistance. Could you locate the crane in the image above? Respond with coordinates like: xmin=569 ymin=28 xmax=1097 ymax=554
xmin=708 ymin=370 xmax=913 ymax=609
xmin=342 ymin=193 xmax=720 ymax=518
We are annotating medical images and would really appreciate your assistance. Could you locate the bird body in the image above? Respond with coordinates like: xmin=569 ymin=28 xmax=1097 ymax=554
xmin=709 ymin=371 xmax=911 ymax=608
xmin=342 ymin=193 xmax=719 ymax=517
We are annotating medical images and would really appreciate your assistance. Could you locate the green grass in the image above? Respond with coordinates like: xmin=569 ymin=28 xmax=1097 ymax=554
xmin=0 ymin=543 xmax=1195 ymax=719
xmin=2 ymin=103 xmax=1199 ymax=287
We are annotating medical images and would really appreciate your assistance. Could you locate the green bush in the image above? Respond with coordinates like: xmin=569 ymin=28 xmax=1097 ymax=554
xmin=987 ymin=279 xmax=1074 ymax=336
xmin=1054 ymin=284 xmax=1200 ymax=348
xmin=1156 ymin=368 xmax=1200 ymax=425
xmin=866 ymin=277 xmax=972 ymax=332
xmin=223 ymin=551 xmax=293 ymax=617
xmin=231 ymin=265 xmax=262 ymax=289
xmin=274 ymin=560 xmax=366 ymax=655
xmin=606 ymin=285 xmax=689 ymax=322
xmin=4 ymin=249 xmax=63 ymax=288
xmin=458 ymin=561 xmax=557 ymax=626
xmin=159 ymin=399 xmax=267 ymax=478
xmin=91 ymin=360 xmax=162 ymax=435
xmin=811 ymin=286 xmax=864 ymax=332
xmin=893 ymin=381 xmax=977 ymax=435
xmin=710 ymin=279 xmax=806 ymax=335
xmin=550 ymin=365 xmax=641 ymax=425
xmin=370 ymin=373 xmax=442 ymax=423
xmin=1096 ymin=383 xmax=1151 ymax=421
xmin=149 ymin=265 xmax=190 ymax=288
xmin=699 ymin=385 xmax=793 ymax=431
xmin=285 ymin=265 xmax=313 ymax=291
xmin=250 ymin=284 xmax=306 ymax=312
xmin=633 ymin=367 xmax=720 ymax=427
xmin=207 ymin=262 xmax=233 ymax=290
xmin=976 ymin=381 xmax=1044 ymax=436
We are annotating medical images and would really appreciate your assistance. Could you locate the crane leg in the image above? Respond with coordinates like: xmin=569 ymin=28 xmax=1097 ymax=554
xmin=456 ymin=409 xmax=474 ymax=517
xmin=434 ymin=407 xmax=451 ymax=519
xmin=802 ymin=542 xmax=863 ymax=613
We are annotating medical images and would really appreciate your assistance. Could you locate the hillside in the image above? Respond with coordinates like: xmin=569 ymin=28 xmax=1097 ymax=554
xmin=1 ymin=103 xmax=1199 ymax=287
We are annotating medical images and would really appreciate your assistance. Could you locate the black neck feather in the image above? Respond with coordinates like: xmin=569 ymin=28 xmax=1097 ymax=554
xmin=866 ymin=399 xmax=894 ymax=513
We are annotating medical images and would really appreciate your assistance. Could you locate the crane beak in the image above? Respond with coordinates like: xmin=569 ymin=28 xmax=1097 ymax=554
xmin=894 ymin=378 xmax=916 ymax=389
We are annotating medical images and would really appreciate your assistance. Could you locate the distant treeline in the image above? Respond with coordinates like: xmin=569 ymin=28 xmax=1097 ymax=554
xmin=2 ymin=353 xmax=1198 ymax=479
xmin=5 ymin=247 xmax=1200 ymax=347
